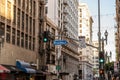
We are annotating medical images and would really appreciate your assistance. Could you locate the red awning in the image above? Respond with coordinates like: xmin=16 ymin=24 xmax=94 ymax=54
xmin=0 ymin=65 xmax=10 ymax=73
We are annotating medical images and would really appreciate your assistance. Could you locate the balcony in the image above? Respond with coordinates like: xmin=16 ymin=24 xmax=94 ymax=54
xmin=63 ymin=0 xmax=68 ymax=6
xmin=63 ymin=9 xmax=68 ymax=15
xmin=63 ymin=18 xmax=68 ymax=24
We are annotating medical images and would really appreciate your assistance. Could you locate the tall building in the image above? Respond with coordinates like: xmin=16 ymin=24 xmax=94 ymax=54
xmin=0 ymin=0 xmax=40 ymax=79
xmin=47 ymin=0 xmax=79 ymax=80
xmin=78 ymin=3 xmax=94 ymax=80
xmin=116 ymin=0 xmax=120 ymax=61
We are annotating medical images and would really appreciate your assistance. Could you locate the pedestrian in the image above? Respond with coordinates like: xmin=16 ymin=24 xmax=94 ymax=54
xmin=116 ymin=76 xmax=119 ymax=80
xmin=112 ymin=76 xmax=115 ymax=80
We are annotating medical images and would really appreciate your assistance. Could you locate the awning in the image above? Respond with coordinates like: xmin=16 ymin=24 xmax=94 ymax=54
xmin=2 ymin=65 xmax=23 ymax=73
xmin=22 ymin=67 xmax=36 ymax=73
xmin=0 ymin=65 xmax=10 ymax=73
xmin=16 ymin=61 xmax=36 ymax=73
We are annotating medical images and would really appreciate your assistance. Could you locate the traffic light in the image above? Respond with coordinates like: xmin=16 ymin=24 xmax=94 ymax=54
xmin=99 ymin=51 xmax=104 ymax=63
xmin=99 ymin=69 xmax=104 ymax=74
xmin=43 ymin=31 xmax=49 ymax=42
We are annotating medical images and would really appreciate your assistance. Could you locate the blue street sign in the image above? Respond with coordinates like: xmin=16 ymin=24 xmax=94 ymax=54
xmin=53 ymin=40 xmax=68 ymax=45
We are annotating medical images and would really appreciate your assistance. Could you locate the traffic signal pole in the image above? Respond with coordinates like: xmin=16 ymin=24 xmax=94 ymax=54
xmin=98 ymin=0 xmax=104 ymax=79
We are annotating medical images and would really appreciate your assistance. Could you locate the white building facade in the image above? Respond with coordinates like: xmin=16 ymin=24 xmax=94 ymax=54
xmin=46 ymin=0 xmax=79 ymax=80
xmin=78 ymin=3 xmax=94 ymax=80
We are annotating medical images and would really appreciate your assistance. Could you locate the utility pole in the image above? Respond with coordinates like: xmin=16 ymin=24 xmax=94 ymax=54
xmin=98 ymin=0 xmax=108 ymax=79
xmin=98 ymin=0 xmax=104 ymax=79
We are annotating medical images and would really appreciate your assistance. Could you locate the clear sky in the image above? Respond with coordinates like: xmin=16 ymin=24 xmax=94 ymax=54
xmin=79 ymin=0 xmax=116 ymax=61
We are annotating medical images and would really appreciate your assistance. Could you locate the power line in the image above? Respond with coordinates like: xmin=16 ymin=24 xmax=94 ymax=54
xmin=92 ymin=13 xmax=115 ymax=18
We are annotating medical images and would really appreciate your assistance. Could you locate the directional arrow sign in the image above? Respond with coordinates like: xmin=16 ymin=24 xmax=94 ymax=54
xmin=53 ymin=40 xmax=68 ymax=45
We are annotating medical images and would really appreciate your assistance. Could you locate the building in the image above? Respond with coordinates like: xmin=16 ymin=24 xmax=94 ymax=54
xmin=0 ymin=0 xmax=39 ymax=80
xmin=116 ymin=0 xmax=120 ymax=61
xmin=78 ymin=3 xmax=94 ymax=80
xmin=92 ymin=41 xmax=99 ymax=78
xmin=46 ymin=0 xmax=80 ymax=80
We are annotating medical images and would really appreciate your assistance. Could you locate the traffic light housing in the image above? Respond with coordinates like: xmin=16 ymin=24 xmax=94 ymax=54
xmin=99 ymin=51 xmax=104 ymax=63
xmin=43 ymin=31 xmax=49 ymax=42
xmin=99 ymin=69 xmax=104 ymax=74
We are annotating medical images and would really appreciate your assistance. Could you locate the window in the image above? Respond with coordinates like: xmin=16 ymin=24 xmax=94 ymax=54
xmin=25 ymin=34 xmax=28 ymax=49
xmin=33 ymin=19 xmax=35 ymax=36
xmin=80 ymin=24 xmax=82 ymax=28
xmin=80 ymin=9 xmax=82 ymax=12
xmin=22 ymin=12 xmax=24 ymax=31
xmin=33 ymin=38 xmax=35 ymax=51
xmin=45 ymin=6 xmax=48 ymax=14
xmin=13 ymin=6 xmax=16 ymax=24
xmin=17 ymin=9 xmax=20 ymax=29
xmin=33 ymin=1 xmax=36 ymax=17
xmin=29 ymin=36 xmax=31 ymax=50
xmin=0 ymin=22 xmax=5 ymax=35
xmin=26 ymin=14 xmax=28 ymax=32
xmin=80 ymin=51 xmax=82 ymax=55
xmin=6 ymin=25 xmax=11 ymax=43
xmin=29 ymin=0 xmax=32 ymax=15
xmin=51 ymin=55 xmax=55 ymax=64
xmin=17 ymin=30 xmax=20 ymax=46
xmin=22 ymin=0 xmax=25 ymax=10
xmin=26 ymin=0 xmax=29 ymax=12
xmin=30 ymin=17 xmax=32 ymax=34
xmin=7 ymin=1 xmax=11 ymax=20
xmin=80 ymin=30 xmax=82 ymax=33
xmin=21 ymin=32 xmax=24 ymax=47
xmin=17 ymin=0 xmax=21 ymax=7
xmin=80 ymin=19 xmax=82 ymax=23
xmin=12 ymin=28 xmax=16 ymax=45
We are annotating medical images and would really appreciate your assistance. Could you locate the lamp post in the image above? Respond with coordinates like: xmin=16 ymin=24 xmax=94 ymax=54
xmin=105 ymin=51 xmax=112 ymax=63
xmin=98 ymin=0 xmax=109 ymax=79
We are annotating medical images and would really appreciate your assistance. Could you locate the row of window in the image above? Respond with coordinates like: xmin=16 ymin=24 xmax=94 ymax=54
xmin=13 ymin=6 xmax=35 ymax=36
xmin=0 ymin=22 xmax=35 ymax=51
xmin=14 ymin=0 xmax=36 ymax=17
xmin=6 ymin=25 xmax=35 ymax=51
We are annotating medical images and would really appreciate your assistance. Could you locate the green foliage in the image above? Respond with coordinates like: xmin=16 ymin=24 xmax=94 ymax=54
xmin=104 ymin=61 xmax=114 ymax=72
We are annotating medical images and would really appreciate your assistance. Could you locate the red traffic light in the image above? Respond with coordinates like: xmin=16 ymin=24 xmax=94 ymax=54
xmin=99 ymin=69 xmax=104 ymax=74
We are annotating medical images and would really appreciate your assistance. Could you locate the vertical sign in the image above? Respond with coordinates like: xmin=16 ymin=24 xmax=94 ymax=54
xmin=79 ymin=36 xmax=86 ymax=48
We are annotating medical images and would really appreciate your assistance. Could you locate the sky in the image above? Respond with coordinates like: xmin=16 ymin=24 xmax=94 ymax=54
xmin=79 ymin=0 xmax=116 ymax=61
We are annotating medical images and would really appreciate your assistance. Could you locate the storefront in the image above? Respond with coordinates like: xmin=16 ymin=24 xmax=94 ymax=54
xmin=16 ymin=60 xmax=36 ymax=80
xmin=0 ymin=64 xmax=10 ymax=80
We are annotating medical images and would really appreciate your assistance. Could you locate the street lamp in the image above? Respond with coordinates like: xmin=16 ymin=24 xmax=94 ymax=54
xmin=104 ymin=30 xmax=108 ymax=45
xmin=105 ymin=51 xmax=112 ymax=63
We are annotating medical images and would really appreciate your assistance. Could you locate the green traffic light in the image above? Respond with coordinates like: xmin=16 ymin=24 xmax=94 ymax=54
xmin=43 ymin=38 xmax=48 ymax=42
xmin=99 ymin=59 xmax=104 ymax=63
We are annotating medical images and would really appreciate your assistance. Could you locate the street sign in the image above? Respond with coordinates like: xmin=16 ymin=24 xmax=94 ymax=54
xmin=56 ymin=65 xmax=61 ymax=70
xmin=53 ymin=40 xmax=68 ymax=45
